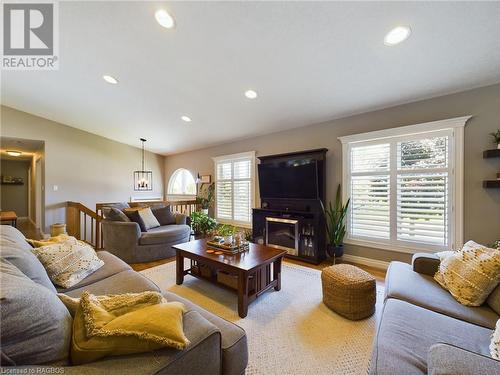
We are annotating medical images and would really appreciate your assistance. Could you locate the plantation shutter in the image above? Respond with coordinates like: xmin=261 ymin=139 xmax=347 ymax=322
xmin=345 ymin=130 xmax=454 ymax=251
xmin=214 ymin=152 xmax=254 ymax=225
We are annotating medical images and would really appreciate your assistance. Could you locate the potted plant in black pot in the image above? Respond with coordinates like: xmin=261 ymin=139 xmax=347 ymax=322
xmin=490 ymin=129 xmax=500 ymax=149
xmin=324 ymin=184 xmax=350 ymax=259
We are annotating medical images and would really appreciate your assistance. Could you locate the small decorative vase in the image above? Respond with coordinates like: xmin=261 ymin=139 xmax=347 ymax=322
xmin=497 ymin=143 xmax=500 ymax=149
xmin=224 ymin=235 xmax=233 ymax=245
xmin=326 ymin=244 xmax=344 ymax=258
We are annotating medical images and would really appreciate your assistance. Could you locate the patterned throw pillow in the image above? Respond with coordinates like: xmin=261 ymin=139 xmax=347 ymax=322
xmin=491 ymin=319 xmax=500 ymax=360
xmin=32 ymin=237 xmax=104 ymax=288
xmin=434 ymin=241 xmax=500 ymax=306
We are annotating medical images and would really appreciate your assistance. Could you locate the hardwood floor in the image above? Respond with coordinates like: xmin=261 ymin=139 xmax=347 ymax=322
xmin=130 ymin=254 xmax=387 ymax=286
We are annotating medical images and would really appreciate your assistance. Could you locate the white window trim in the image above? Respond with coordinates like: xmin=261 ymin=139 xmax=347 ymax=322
xmin=166 ymin=168 xmax=197 ymax=201
xmin=213 ymin=151 xmax=256 ymax=228
xmin=339 ymin=116 xmax=471 ymax=254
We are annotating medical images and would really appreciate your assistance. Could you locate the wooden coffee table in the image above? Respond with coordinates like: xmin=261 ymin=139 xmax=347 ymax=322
xmin=174 ymin=239 xmax=287 ymax=318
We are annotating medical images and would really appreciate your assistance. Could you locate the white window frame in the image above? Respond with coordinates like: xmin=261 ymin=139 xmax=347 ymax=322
xmin=166 ymin=168 xmax=197 ymax=201
xmin=339 ymin=116 xmax=471 ymax=254
xmin=212 ymin=151 xmax=256 ymax=228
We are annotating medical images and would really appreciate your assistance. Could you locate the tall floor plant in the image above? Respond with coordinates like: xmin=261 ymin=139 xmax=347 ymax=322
xmin=324 ymin=184 xmax=350 ymax=258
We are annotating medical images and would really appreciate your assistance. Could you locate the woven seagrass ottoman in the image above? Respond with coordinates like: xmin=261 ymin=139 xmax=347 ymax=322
xmin=321 ymin=264 xmax=376 ymax=320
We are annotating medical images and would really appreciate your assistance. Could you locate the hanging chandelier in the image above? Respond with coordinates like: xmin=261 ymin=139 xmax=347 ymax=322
xmin=134 ymin=138 xmax=153 ymax=191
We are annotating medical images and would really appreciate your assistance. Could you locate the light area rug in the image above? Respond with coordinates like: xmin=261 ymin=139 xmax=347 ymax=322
xmin=140 ymin=260 xmax=384 ymax=375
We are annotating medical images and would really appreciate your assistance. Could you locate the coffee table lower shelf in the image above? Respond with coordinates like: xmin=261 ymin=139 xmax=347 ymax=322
xmin=175 ymin=250 xmax=285 ymax=318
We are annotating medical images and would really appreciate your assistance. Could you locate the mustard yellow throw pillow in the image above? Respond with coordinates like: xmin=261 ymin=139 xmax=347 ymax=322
xmin=64 ymin=291 xmax=189 ymax=365
xmin=27 ymin=234 xmax=74 ymax=248
xmin=434 ymin=241 xmax=500 ymax=306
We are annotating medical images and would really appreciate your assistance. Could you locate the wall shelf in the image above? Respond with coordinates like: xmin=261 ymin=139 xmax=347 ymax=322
xmin=483 ymin=149 xmax=500 ymax=158
xmin=483 ymin=180 xmax=500 ymax=188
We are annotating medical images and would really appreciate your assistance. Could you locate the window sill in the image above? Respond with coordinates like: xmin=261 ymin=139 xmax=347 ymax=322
xmin=344 ymin=238 xmax=446 ymax=254
xmin=216 ymin=218 xmax=252 ymax=229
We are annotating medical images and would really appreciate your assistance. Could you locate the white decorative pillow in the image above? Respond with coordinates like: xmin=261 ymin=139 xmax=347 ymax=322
xmin=32 ymin=238 xmax=104 ymax=288
xmin=491 ymin=319 xmax=500 ymax=360
xmin=434 ymin=241 xmax=500 ymax=306
xmin=138 ymin=207 xmax=160 ymax=230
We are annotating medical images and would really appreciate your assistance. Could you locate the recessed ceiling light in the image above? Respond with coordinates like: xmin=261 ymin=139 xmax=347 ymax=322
xmin=244 ymin=89 xmax=258 ymax=99
xmin=181 ymin=115 xmax=192 ymax=122
xmin=155 ymin=9 xmax=175 ymax=29
xmin=102 ymin=75 xmax=118 ymax=84
xmin=6 ymin=151 xmax=22 ymax=157
xmin=384 ymin=26 xmax=411 ymax=46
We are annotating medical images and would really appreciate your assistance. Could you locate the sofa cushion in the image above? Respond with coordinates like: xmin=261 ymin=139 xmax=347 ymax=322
xmin=64 ymin=270 xmax=161 ymax=298
xmin=153 ymin=206 xmax=176 ymax=226
xmin=370 ymin=299 xmax=492 ymax=375
xmin=124 ymin=210 xmax=147 ymax=232
xmin=0 ymin=258 xmax=72 ymax=365
xmin=487 ymin=284 xmax=500 ymax=315
xmin=139 ymin=225 xmax=191 ymax=246
xmin=0 ymin=239 xmax=56 ymax=293
xmin=32 ymin=238 xmax=104 ymax=288
xmin=434 ymin=241 xmax=500 ymax=306
xmin=164 ymin=291 xmax=248 ymax=375
xmin=103 ymin=207 xmax=130 ymax=222
xmin=0 ymin=225 xmax=33 ymax=251
xmin=56 ymin=251 xmax=132 ymax=293
xmin=385 ymin=261 xmax=498 ymax=329
xmin=138 ymin=207 xmax=160 ymax=230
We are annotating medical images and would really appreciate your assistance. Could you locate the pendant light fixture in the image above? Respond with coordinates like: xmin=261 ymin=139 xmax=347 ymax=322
xmin=134 ymin=138 xmax=153 ymax=191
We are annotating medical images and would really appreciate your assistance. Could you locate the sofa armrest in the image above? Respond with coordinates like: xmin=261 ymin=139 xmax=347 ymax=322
xmin=428 ymin=343 xmax=500 ymax=375
xmin=175 ymin=213 xmax=190 ymax=226
xmin=101 ymin=221 xmax=141 ymax=263
xmin=412 ymin=252 xmax=440 ymax=276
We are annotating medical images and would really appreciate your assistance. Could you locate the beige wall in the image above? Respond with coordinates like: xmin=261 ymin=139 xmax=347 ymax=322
xmin=1 ymin=106 xmax=165 ymax=232
xmin=0 ymin=159 xmax=30 ymax=216
xmin=165 ymin=83 xmax=500 ymax=263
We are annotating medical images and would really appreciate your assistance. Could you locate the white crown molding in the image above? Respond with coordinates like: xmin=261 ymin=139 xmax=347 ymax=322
xmin=338 ymin=115 xmax=472 ymax=144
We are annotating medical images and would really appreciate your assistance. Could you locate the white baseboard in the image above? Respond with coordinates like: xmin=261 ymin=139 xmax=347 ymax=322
xmin=342 ymin=254 xmax=390 ymax=270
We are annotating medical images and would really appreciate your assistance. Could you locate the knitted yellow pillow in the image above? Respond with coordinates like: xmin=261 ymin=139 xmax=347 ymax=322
xmin=434 ymin=241 xmax=500 ymax=306
xmin=68 ymin=291 xmax=189 ymax=365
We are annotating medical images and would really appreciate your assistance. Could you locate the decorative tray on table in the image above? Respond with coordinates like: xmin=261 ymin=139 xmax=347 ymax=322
xmin=206 ymin=238 xmax=249 ymax=255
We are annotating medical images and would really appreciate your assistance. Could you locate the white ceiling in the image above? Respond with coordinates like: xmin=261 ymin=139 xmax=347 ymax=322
xmin=2 ymin=1 xmax=500 ymax=155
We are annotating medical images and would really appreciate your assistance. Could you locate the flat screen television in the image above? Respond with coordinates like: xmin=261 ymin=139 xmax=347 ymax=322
xmin=258 ymin=160 xmax=319 ymax=199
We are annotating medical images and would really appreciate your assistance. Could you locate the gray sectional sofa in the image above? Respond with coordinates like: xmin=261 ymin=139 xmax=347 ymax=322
xmin=0 ymin=225 xmax=248 ymax=375
xmin=370 ymin=253 xmax=500 ymax=375
xmin=101 ymin=203 xmax=191 ymax=263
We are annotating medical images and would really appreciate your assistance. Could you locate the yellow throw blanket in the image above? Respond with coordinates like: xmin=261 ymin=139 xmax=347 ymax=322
xmin=59 ymin=291 xmax=189 ymax=364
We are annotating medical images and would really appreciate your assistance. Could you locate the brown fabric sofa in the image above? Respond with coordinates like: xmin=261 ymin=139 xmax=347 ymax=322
xmin=0 ymin=225 xmax=248 ymax=375
xmin=370 ymin=253 xmax=500 ymax=375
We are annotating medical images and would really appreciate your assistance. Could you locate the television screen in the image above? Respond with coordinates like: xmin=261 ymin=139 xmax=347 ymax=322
xmin=258 ymin=161 xmax=318 ymax=199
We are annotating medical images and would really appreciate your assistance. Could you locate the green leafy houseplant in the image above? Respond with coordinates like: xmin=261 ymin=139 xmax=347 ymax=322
xmin=215 ymin=224 xmax=237 ymax=244
xmin=190 ymin=211 xmax=217 ymax=237
xmin=323 ymin=184 xmax=350 ymax=258
xmin=490 ymin=129 xmax=500 ymax=148
xmin=196 ymin=183 xmax=215 ymax=210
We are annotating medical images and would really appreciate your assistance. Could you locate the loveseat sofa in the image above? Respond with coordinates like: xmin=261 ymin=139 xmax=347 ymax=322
xmin=370 ymin=253 xmax=500 ymax=374
xmin=100 ymin=202 xmax=191 ymax=263
xmin=0 ymin=225 xmax=248 ymax=375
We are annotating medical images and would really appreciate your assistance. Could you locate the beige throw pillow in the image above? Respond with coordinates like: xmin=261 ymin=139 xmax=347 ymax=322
xmin=434 ymin=241 xmax=500 ymax=306
xmin=491 ymin=319 xmax=500 ymax=360
xmin=137 ymin=207 xmax=160 ymax=230
xmin=32 ymin=237 xmax=104 ymax=288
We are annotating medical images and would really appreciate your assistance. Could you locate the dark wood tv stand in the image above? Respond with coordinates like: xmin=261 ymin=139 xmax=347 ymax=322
xmin=253 ymin=148 xmax=327 ymax=264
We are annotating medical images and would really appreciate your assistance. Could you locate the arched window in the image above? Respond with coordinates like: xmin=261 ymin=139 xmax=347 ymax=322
xmin=167 ymin=168 xmax=196 ymax=197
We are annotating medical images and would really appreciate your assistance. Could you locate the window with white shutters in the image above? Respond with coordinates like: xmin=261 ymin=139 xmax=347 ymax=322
xmin=213 ymin=152 xmax=255 ymax=226
xmin=340 ymin=116 xmax=469 ymax=253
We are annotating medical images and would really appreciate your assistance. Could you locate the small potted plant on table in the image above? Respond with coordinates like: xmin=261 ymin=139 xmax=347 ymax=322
xmin=216 ymin=224 xmax=237 ymax=245
xmin=324 ymin=184 xmax=350 ymax=260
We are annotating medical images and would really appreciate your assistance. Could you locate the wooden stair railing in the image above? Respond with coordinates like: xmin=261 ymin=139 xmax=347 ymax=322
xmin=66 ymin=201 xmax=101 ymax=248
